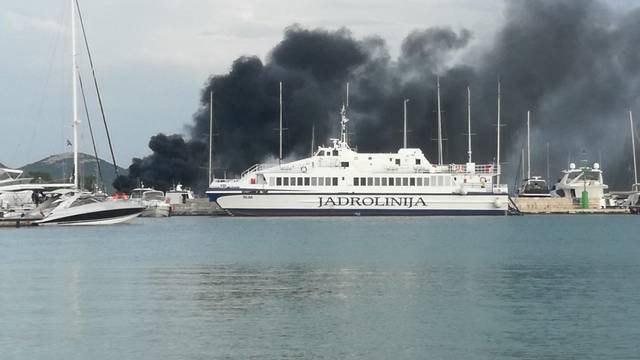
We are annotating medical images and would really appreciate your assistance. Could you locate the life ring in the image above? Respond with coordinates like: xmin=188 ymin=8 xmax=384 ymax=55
xmin=480 ymin=177 xmax=487 ymax=183
xmin=301 ymin=166 xmax=308 ymax=173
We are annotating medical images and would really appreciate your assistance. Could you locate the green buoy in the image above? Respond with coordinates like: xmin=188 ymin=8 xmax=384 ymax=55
xmin=581 ymin=190 xmax=589 ymax=209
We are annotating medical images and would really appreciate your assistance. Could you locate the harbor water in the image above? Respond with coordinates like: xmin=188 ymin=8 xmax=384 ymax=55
xmin=1 ymin=216 xmax=639 ymax=359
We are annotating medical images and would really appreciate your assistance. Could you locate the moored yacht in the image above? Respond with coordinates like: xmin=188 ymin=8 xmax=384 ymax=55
xmin=130 ymin=187 xmax=170 ymax=217
xmin=550 ymin=162 xmax=608 ymax=208
xmin=207 ymin=107 xmax=509 ymax=216
xmin=33 ymin=189 xmax=143 ymax=226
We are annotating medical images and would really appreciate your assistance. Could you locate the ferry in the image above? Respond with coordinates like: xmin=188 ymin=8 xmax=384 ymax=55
xmin=206 ymin=107 xmax=508 ymax=216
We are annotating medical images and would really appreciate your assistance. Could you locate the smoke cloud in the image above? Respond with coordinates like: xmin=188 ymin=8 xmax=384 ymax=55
xmin=115 ymin=0 xmax=640 ymax=192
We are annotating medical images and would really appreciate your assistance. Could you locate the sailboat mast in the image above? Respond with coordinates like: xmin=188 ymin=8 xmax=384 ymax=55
xmin=437 ymin=77 xmax=443 ymax=165
xmin=546 ymin=142 xmax=550 ymax=183
xmin=630 ymin=110 xmax=638 ymax=186
xmin=496 ymin=81 xmax=501 ymax=185
xmin=279 ymin=81 xmax=283 ymax=163
xmin=310 ymin=124 xmax=315 ymax=156
xmin=467 ymin=86 xmax=472 ymax=163
xmin=71 ymin=0 xmax=79 ymax=189
xmin=403 ymin=99 xmax=409 ymax=148
xmin=527 ymin=110 xmax=531 ymax=179
xmin=208 ymin=91 xmax=213 ymax=184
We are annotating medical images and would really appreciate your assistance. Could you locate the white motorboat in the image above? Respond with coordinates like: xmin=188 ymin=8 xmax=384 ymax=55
xmin=129 ymin=187 xmax=170 ymax=217
xmin=33 ymin=190 xmax=143 ymax=226
xmin=550 ymin=162 xmax=608 ymax=208
xmin=517 ymin=177 xmax=551 ymax=197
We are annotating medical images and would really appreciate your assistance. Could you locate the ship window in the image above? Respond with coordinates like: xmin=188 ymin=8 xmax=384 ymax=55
xmin=389 ymin=158 xmax=393 ymax=162
xmin=332 ymin=150 xmax=339 ymax=156
xmin=395 ymin=159 xmax=401 ymax=165
xmin=354 ymin=177 xmax=359 ymax=186
xmin=269 ymin=177 xmax=275 ymax=186
xmin=367 ymin=177 xmax=373 ymax=186
xmin=382 ymin=177 xmax=388 ymax=186
xmin=341 ymin=161 xmax=349 ymax=167
xmin=424 ymin=177 xmax=429 ymax=186
xmin=290 ymin=177 xmax=295 ymax=185
xmin=283 ymin=177 xmax=289 ymax=186
xmin=374 ymin=177 xmax=380 ymax=186
xmin=437 ymin=176 xmax=444 ymax=186
xmin=396 ymin=177 xmax=401 ymax=186
xmin=297 ymin=177 xmax=303 ymax=186
xmin=402 ymin=178 xmax=409 ymax=186
xmin=311 ymin=177 xmax=317 ymax=186
xmin=410 ymin=178 xmax=416 ymax=186
xmin=416 ymin=178 xmax=422 ymax=186
xmin=415 ymin=159 xmax=421 ymax=165
xmin=325 ymin=152 xmax=330 ymax=157
xmin=360 ymin=177 xmax=366 ymax=185
xmin=325 ymin=177 xmax=331 ymax=186
xmin=431 ymin=176 xmax=436 ymax=186
xmin=304 ymin=177 xmax=310 ymax=186
xmin=318 ymin=150 xmax=325 ymax=156
xmin=368 ymin=156 xmax=372 ymax=160
xmin=276 ymin=177 xmax=282 ymax=186
xmin=319 ymin=177 xmax=325 ymax=186
xmin=332 ymin=177 xmax=338 ymax=186
xmin=445 ymin=177 xmax=451 ymax=186
xmin=389 ymin=177 xmax=394 ymax=186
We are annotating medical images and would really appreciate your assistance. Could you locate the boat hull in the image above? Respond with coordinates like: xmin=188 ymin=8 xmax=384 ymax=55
xmin=214 ymin=193 xmax=508 ymax=216
xmin=36 ymin=203 xmax=144 ymax=226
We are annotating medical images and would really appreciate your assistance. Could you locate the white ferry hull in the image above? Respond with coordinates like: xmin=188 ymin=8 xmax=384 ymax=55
xmin=215 ymin=193 xmax=508 ymax=216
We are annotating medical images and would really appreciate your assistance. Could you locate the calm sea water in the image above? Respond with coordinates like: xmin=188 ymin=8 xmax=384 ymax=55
xmin=1 ymin=216 xmax=639 ymax=359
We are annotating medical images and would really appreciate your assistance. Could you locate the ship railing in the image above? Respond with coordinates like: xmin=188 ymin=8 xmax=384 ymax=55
xmin=437 ymin=164 xmax=501 ymax=175
xmin=240 ymin=163 xmax=280 ymax=177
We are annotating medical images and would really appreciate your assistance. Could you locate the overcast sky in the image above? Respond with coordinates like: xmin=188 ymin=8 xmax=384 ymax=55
xmin=7 ymin=0 xmax=637 ymax=170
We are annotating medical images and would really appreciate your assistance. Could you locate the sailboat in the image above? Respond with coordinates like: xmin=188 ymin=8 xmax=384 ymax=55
xmin=34 ymin=0 xmax=143 ymax=225
xmin=517 ymin=111 xmax=550 ymax=197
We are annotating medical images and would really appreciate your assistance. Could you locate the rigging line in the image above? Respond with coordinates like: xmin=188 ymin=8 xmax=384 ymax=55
xmin=75 ymin=0 xmax=119 ymax=177
xmin=78 ymin=71 xmax=104 ymax=187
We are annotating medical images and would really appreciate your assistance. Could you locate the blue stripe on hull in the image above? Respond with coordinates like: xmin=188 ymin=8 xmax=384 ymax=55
xmin=224 ymin=208 xmax=506 ymax=216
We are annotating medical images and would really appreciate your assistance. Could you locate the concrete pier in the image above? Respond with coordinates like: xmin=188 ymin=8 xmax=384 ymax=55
xmin=169 ymin=198 xmax=227 ymax=216
xmin=513 ymin=197 xmax=630 ymax=214
xmin=0 ymin=217 xmax=37 ymax=227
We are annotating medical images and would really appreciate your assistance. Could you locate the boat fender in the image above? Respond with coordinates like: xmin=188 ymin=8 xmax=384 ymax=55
xmin=301 ymin=166 xmax=308 ymax=173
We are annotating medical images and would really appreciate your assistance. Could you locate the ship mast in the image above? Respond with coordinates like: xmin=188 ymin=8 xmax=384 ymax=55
xmin=340 ymin=105 xmax=349 ymax=146
xmin=437 ymin=76 xmax=443 ymax=165
xmin=71 ymin=0 xmax=79 ymax=189
xmin=527 ymin=110 xmax=531 ymax=179
xmin=208 ymin=91 xmax=214 ymax=183
xmin=279 ymin=81 xmax=283 ymax=163
xmin=496 ymin=81 xmax=502 ymax=185
xmin=630 ymin=110 xmax=638 ymax=187
xmin=467 ymin=86 xmax=472 ymax=163
xmin=403 ymin=98 xmax=410 ymax=148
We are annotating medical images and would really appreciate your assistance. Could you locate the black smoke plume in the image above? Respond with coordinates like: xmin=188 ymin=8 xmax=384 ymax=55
xmin=115 ymin=0 xmax=640 ymax=193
